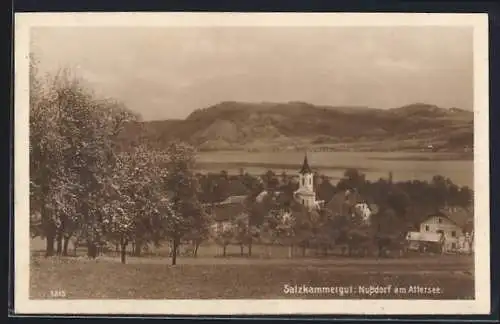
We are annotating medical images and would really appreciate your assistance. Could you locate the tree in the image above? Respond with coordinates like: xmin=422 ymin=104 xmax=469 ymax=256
xmin=232 ymin=212 xmax=251 ymax=256
xmin=258 ymin=193 xmax=282 ymax=258
xmin=311 ymin=208 xmax=336 ymax=256
xmin=100 ymin=146 xmax=165 ymax=263
xmin=337 ymin=168 xmax=366 ymax=192
xmin=385 ymin=187 xmax=411 ymax=219
xmin=455 ymin=186 xmax=473 ymax=208
xmin=243 ymin=195 xmax=266 ymax=256
xmin=262 ymin=170 xmax=279 ymax=191
xmin=29 ymin=62 xmax=138 ymax=257
xmin=317 ymin=176 xmax=336 ymax=203
xmin=160 ymin=142 xmax=203 ymax=265
xmin=213 ymin=221 xmax=234 ymax=257
xmin=371 ymin=208 xmax=406 ymax=257
xmin=199 ymin=172 xmax=230 ymax=205
xmin=429 ymin=175 xmax=449 ymax=210
xmin=240 ymin=172 xmax=264 ymax=196
xmin=290 ymin=203 xmax=315 ymax=257
xmin=185 ymin=207 xmax=211 ymax=257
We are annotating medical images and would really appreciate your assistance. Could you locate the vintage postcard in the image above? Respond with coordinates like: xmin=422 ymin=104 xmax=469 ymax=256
xmin=14 ymin=12 xmax=490 ymax=315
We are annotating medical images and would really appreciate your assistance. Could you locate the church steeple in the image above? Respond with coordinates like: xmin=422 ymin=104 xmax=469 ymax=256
xmin=299 ymin=153 xmax=312 ymax=174
xmin=296 ymin=153 xmax=316 ymax=209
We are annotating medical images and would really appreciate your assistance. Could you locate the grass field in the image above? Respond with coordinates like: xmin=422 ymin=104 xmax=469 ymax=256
xmin=195 ymin=151 xmax=474 ymax=187
xmin=30 ymin=236 xmax=475 ymax=300
xmin=30 ymin=255 xmax=474 ymax=299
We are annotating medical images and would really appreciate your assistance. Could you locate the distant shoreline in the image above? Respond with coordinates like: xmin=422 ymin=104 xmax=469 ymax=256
xmin=193 ymin=150 xmax=474 ymax=187
xmin=197 ymin=146 xmax=473 ymax=155
xmin=196 ymin=150 xmax=474 ymax=161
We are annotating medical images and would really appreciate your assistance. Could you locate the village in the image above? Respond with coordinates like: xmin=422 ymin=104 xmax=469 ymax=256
xmin=25 ymin=21 xmax=479 ymax=302
xmin=195 ymin=154 xmax=475 ymax=259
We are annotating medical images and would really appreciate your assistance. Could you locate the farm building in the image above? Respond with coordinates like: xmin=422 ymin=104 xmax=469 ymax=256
xmin=407 ymin=207 xmax=474 ymax=254
xmin=406 ymin=231 xmax=444 ymax=253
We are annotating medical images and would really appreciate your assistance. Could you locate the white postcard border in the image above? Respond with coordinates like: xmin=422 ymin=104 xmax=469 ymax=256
xmin=14 ymin=12 xmax=491 ymax=315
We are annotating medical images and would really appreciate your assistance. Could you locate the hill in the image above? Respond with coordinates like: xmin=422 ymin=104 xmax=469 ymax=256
xmin=118 ymin=101 xmax=473 ymax=152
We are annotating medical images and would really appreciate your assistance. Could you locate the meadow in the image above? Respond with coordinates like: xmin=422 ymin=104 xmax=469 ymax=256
xmin=195 ymin=151 xmax=474 ymax=187
xmin=30 ymin=254 xmax=474 ymax=300
xmin=30 ymin=237 xmax=474 ymax=300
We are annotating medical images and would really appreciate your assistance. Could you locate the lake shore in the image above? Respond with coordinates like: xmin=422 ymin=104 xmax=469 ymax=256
xmin=195 ymin=151 xmax=474 ymax=188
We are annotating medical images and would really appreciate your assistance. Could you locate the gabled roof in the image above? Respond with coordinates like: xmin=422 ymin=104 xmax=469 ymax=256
xmin=299 ymin=154 xmax=313 ymax=174
xmin=218 ymin=195 xmax=247 ymax=205
xmin=210 ymin=203 xmax=246 ymax=222
xmin=423 ymin=207 xmax=473 ymax=229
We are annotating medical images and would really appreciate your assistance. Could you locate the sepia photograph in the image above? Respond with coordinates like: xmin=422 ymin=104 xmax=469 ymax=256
xmin=14 ymin=12 xmax=490 ymax=315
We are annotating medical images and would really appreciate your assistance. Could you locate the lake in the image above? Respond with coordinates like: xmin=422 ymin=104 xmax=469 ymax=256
xmin=195 ymin=151 xmax=474 ymax=188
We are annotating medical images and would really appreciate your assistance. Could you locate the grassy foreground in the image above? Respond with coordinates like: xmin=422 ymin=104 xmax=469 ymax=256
xmin=30 ymin=256 xmax=474 ymax=300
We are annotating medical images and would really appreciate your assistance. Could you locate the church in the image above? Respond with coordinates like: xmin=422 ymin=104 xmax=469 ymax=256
xmin=208 ymin=154 xmax=326 ymax=235
xmin=293 ymin=154 xmax=324 ymax=210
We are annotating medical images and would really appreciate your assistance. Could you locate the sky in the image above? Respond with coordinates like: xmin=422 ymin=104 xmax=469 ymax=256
xmin=31 ymin=26 xmax=473 ymax=121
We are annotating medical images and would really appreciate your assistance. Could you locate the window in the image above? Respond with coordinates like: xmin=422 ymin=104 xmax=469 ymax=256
xmin=451 ymin=231 xmax=456 ymax=237
xmin=425 ymin=225 xmax=429 ymax=232
xmin=302 ymin=178 xmax=305 ymax=186
xmin=451 ymin=243 xmax=456 ymax=249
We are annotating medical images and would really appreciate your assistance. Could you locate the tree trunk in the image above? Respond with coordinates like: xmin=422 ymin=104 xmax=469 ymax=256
xmin=120 ymin=247 xmax=126 ymax=264
xmin=172 ymin=238 xmax=179 ymax=265
xmin=87 ymin=240 xmax=97 ymax=259
xmin=194 ymin=241 xmax=199 ymax=257
xmin=288 ymin=244 xmax=293 ymax=258
xmin=134 ymin=240 xmax=143 ymax=257
xmin=223 ymin=244 xmax=227 ymax=257
xmin=248 ymin=238 xmax=253 ymax=257
xmin=302 ymin=244 xmax=306 ymax=257
xmin=62 ymin=235 xmax=71 ymax=256
xmin=120 ymin=237 xmax=128 ymax=264
xmin=240 ymin=244 xmax=244 ymax=256
xmin=131 ymin=241 xmax=136 ymax=256
xmin=45 ymin=234 xmax=55 ymax=257
xmin=56 ymin=233 xmax=63 ymax=256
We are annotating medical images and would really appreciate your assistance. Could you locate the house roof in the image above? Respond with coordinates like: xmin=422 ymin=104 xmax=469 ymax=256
xmin=218 ymin=195 xmax=247 ymax=205
xmin=255 ymin=190 xmax=286 ymax=203
xmin=210 ymin=203 xmax=246 ymax=222
xmin=423 ymin=207 xmax=473 ymax=229
xmin=299 ymin=154 xmax=312 ymax=174
xmin=407 ymin=231 xmax=443 ymax=243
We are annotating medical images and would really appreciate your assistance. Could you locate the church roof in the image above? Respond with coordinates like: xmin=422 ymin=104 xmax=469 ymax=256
xmin=299 ymin=154 xmax=313 ymax=174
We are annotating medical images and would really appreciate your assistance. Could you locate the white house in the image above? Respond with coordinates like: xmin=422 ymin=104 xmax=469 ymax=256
xmin=407 ymin=209 xmax=473 ymax=254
